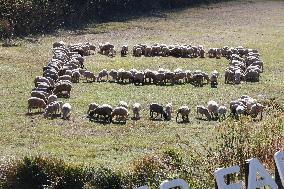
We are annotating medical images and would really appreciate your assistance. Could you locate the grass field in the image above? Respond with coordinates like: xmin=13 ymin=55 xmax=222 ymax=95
xmin=0 ymin=0 xmax=283 ymax=176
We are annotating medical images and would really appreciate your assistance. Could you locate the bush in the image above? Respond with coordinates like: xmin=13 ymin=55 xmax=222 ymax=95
xmin=0 ymin=0 xmax=228 ymax=37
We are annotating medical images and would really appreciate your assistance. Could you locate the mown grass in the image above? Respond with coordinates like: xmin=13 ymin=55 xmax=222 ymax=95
xmin=0 ymin=0 xmax=283 ymax=177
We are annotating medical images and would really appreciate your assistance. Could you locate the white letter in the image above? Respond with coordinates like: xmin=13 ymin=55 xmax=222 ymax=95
xmin=274 ymin=151 xmax=284 ymax=186
xmin=247 ymin=158 xmax=278 ymax=189
xmin=160 ymin=179 xmax=189 ymax=189
xmin=214 ymin=165 xmax=242 ymax=189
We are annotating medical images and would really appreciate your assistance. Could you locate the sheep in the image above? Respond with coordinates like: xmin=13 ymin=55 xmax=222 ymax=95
xmin=192 ymin=73 xmax=204 ymax=87
xmin=154 ymin=72 xmax=165 ymax=85
xmin=117 ymin=69 xmax=132 ymax=83
xmin=97 ymin=69 xmax=109 ymax=82
xmin=176 ymin=105 xmax=190 ymax=123
xmin=71 ymin=71 xmax=80 ymax=83
xmin=108 ymin=48 xmax=116 ymax=58
xmin=34 ymin=76 xmax=51 ymax=87
xmin=31 ymin=91 xmax=47 ymax=103
xmin=207 ymin=100 xmax=219 ymax=119
xmin=224 ymin=69 xmax=235 ymax=84
xmin=109 ymin=69 xmax=119 ymax=82
xmin=210 ymin=70 xmax=219 ymax=87
xmin=244 ymin=69 xmax=260 ymax=82
xmin=121 ymin=45 xmax=128 ymax=57
xmin=196 ymin=105 xmax=211 ymax=120
xmin=89 ymin=104 xmax=113 ymax=123
xmin=174 ymin=68 xmax=186 ymax=84
xmin=164 ymin=71 xmax=175 ymax=84
xmin=144 ymin=69 xmax=156 ymax=84
xmin=47 ymin=94 xmax=57 ymax=105
xmin=58 ymin=75 xmax=72 ymax=82
xmin=65 ymin=70 xmax=73 ymax=76
xmin=87 ymin=102 xmax=99 ymax=115
xmin=62 ymin=103 xmax=71 ymax=120
xmin=83 ymin=70 xmax=96 ymax=82
xmin=132 ymin=103 xmax=141 ymax=120
xmin=236 ymin=105 xmax=246 ymax=119
xmin=28 ymin=97 xmax=47 ymax=113
xmin=43 ymin=101 xmax=62 ymax=118
xmin=133 ymin=71 xmax=145 ymax=85
xmin=53 ymin=82 xmax=72 ymax=98
xmin=133 ymin=47 xmax=142 ymax=57
xmin=165 ymin=103 xmax=173 ymax=121
xmin=111 ymin=107 xmax=128 ymax=123
xmin=149 ymin=103 xmax=167 ymax=120
xmin=218 ymin=106 xmax=227 ymax=121
xmin=118 ymin=101 xmax=128 ymax=109
xmin=249 ymin=103 xmax=264 ymax=120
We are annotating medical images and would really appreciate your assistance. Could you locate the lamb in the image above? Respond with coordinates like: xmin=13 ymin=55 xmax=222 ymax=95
xmin=71 ymin=71 xmax=80 ymax=83
xmin=83 ymin=70 xmax=96 ymax=82
xmin=47 ymin=94 xmax=57 ymax=105
xmin=89 ymin=104 xmax=113 ymax=123
xmin=132 ymin=103 xmax=141 ymax=120
xmin=97 ymin=69 xmax=109 ymax=82
xmin=149 ymin=103 xmax=168 ymax=120
xmin=176 ymin=105 xmax=190 ymax=123
xmin=28 ymin=97 xmax=47 ymax=113
xmin=111 ymin=107 xmax=128 ymax=123
xmin=118 ymin=101 xmax=128 ymax=109
xmin=31 ymin=91 xmax=47 ymax=103
xmin=87 ymin=102 xmax=99 ymax=115
xmin=62 ymin=103 xmax=71 ymax=120
xmin=196 ymin=105 xmax=211 ymax=120
xmin=218 ymin=106 xmax=227 ymax=121
xmin=207 ymin=100 xmax=219 ymax=119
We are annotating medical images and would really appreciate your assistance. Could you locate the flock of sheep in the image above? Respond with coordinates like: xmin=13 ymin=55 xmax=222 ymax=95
xmin=27 ymin=41 xmax=265 ymax=123
xmin=85 ymin=94 xmax=265 ymax=124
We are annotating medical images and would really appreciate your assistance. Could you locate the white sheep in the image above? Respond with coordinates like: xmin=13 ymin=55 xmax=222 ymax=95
xmin=62 ymin=103 xmax=71 ymax=120
xmin=176 ymin=105 xmax=190 ymax=122
xmin=87 ymin=102 xmax=99 ymax=115
xmin=118 ymin=101 xmax=128 ymax=109
xmin=207 ymin=100 xmax=219 ymax=119
xmin=165 ymin=103 xmax=173 ymax=121
xmin=28 ymin=97 xmax=47 ymax=113
xmin=218 ymin=106 xmax=227 ymax=121
xmin=132 ymin=103 xmax=141 ymax=120
xmin=47 ymin=95 xmax=57 ymax=105
xmin=111 ymin=107 xmax=128 ymax=123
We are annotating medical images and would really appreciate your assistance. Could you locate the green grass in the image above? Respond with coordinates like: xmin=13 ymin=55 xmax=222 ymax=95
xmin=0 ymin=0 xmax=283 ymax=173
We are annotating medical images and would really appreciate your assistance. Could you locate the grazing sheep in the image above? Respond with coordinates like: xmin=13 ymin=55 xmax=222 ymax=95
xmin=111 ymin=107 xmax=128 ymax=123
xmin=121 ymin=45 xmax=128 ymax=57
xmin=109 ymin=69 xmax=119 ymax=82
xmin=71 ymin=71 xmax=80 ymax=83
xmin=207 ymin=100 xmax=219 ymax=119
xmin=31 ymin=91 xmax=47 ymax=103
xmin=87 ymin=102 xmax=99 ymax=115
xmin=28 ymin=97 xmax=47 ymax=113
xmin=108 ymin=48 xmax=116 ymax=58
xmin=134 ymin=47 xmax=142 ymax=57
xmin=53 ymin=82 xmax=72 ymax=98
xmin=132 ymin=103 xmax=141 ymax=120
xmin=196 ymin=105 xmax=211 ymax=120
xmin=62 ymin=103 xmax=71 ymax=120
xmin=47 ymin=94 xmax=57 ymax=105
xmin=249 ymin=103 xmax=264 ymax=120
xmin=89 ymin=104 xmax=113 ymax=123
xmin=210 ymin=70 xmax=219 ymax=87
xmin=97 ymin=69 xmax=109 ymax=82
xmin=34 ymin=76 xmax=51 ymax=87
xmin=65 ymin=70 xmax=72 ymax=77
xmin=218 ymin=106 xmax=227 ymax=121
xmin=176 ymin=105 xmax=190 ymax=123
xmin=192 ymin=73 xmax=204 ymax=87
xmin=133 ymin=71 xmax=145 ymax=85
xmin=117 ymin=69 xmax=132 ymax=83
xmin=118 ymin=101 xmax=128 ymax=109
xmin=58 ymin=75 xmax=72 ymax=82
xmin=236 ymin=105 xmax=245 ymax=118
xmin=149 ymin=103 xmax=167 ymax=120
xmin=43 ymin=101 xmax=62 ymax=118
xmin=165 ymin=103 xmax=173 ymax=121
xmin=83 ymin=71 xmax=96 ymax=82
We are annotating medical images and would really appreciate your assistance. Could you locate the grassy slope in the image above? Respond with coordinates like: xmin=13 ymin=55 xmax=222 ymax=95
xmin=0 ymin=0 xmax=283 ymax=170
